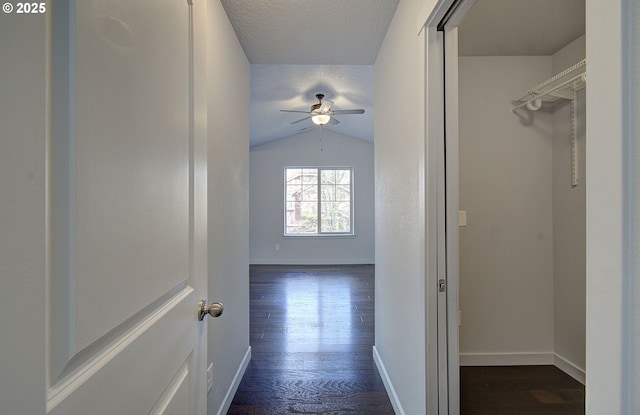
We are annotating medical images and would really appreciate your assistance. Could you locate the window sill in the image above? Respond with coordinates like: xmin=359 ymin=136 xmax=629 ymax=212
xmin=283 ymin=233 xmax=356 ymax=238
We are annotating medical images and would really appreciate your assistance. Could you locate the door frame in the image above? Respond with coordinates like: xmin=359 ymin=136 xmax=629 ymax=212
xmin=419 ymin=1 xmax=464 ymax=413
xmin=419 ymin=0 xmax=632 ymax=413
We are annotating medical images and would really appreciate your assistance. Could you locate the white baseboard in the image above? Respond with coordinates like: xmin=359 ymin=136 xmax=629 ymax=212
xmin=459 ymin=351 xmax=585 ymax=385
xmin=249 ymin=259 xmax=375 ymax=265
xmin=217 ymin=346 xmax=251 ymax=415
xmin=373 ymin=346 xmax=404 ymax=415
xmin=553 ymin=353 xmax=586 ymax=385
xmin=459 ymin=352 xmax=554 ymax=366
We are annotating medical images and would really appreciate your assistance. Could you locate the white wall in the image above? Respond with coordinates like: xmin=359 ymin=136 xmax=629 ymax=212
xmin=249 ymin=129 xmax=375 ymax=265
xmin=206 ymin=1 xmax=251 ymax=414
xmin=551 ymin=35 xmax=586 ymax=377
xmin=373 ymin=0 xmax=427 ymax=413
xmin=0 ymin=12 xmax=47 ymax=414
xmin=458 ymin=56 xmax=555 ymax=363
xmin=585 ymin=0 xmax=633 ymax=411
xmin=630 ymin=1 xmax=640 ymax=410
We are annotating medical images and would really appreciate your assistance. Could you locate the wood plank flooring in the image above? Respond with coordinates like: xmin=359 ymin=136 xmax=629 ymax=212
xmin=227 ymin=265 xmax=395 ymax=415
xmin=460 ymin=365 xmax=585 ymax=415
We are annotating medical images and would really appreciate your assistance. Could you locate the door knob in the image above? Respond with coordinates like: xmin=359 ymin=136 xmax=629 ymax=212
xmin=198 ymin=300 xmax=224 ymax=321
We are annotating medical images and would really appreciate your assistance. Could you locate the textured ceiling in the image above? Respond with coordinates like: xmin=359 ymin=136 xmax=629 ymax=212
xmin=220 ymin=0 xmax=399 ymax=65
xmin=220 ymin=0 xmax=585 ymax=147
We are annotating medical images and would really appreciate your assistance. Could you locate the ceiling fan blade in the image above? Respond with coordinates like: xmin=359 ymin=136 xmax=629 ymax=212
xmin=280 ymin=109 xmax=311 ymax=114
xmin=298 ymin=125 xmax=316 ymax=133
xmin=319 ymin=100 xmax=333 ymax=112
xmin=329 ymin=117 xmax=340 ymax=125
xmin=290 ymin=116 xmax=311 ymax=124
xmin=332 ymin=109 xmax=365 ymax=115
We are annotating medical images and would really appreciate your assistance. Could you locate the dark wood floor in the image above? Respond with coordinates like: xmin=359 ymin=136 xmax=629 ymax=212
xmin=227 ymin=264 xmax=585 ymax=415
xmin=227 ymin=264 xmax=395 ymax=415
xmin=461 ymin=365 xmax=584 ymax=415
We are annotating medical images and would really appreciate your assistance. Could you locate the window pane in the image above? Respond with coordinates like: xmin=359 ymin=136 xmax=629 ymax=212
xmin=320 ymin=183 xmax=335 ymax=201
xmin=320 ymin=201 xmax=351 ymax=233
xmin=336 ymin=186 xmax=350 ymax=201
xmin=286 ymin=201 xmax=317 ymax=234
xmin=302 ymin=169 xmax=318 ymax=184
xmin=301 ymin=184 xmax=317 ymax=201
xmin=334 ymin=169 xmax=351 ymax=185
xmin=321 ymin=169 xmax=335 ymax=185
xmin=286 ymin=185 xmax=300 ymax=201
xmin=286 ymin=169 xmax=303 ymax=185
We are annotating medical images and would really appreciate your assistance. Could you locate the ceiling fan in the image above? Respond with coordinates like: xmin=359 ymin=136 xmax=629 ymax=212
xmin=280 ymin=93 xmax=365 ymax=126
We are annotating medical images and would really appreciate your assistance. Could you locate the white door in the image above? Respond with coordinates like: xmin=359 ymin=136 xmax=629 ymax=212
xmin=0 ymin=1 xmax=210 ymax=414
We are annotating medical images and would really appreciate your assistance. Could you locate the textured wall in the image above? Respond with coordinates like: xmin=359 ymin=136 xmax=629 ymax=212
xmin=0 ymin=12 xmax=47 ymax=414
xmin=374 ymin=0 xmax=427 ymax=413
xmin=206 ymin=1 xmax=251 ymax=413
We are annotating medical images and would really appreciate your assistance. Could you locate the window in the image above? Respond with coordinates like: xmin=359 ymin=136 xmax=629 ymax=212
xmin=285 ymin=167 xmax=353 ymax=235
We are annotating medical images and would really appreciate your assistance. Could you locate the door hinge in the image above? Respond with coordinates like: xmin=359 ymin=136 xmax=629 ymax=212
xmin=438 ymin=279 xmax=446 ymax=292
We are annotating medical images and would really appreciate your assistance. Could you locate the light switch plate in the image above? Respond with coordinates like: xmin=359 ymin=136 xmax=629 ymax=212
xmin=458 ymin=210 xmax=467 ymax=227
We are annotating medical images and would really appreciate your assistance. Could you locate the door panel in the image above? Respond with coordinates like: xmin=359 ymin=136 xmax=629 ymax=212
xmin=422 ymin=1 xmax=470 ymax=413
xmin=46 ymin=1 xmax=207 ymax=413
xmin=73 ymin=0 xmax=190 ymax=353
xmin=443 ymin=24 xmax=461 ymax=415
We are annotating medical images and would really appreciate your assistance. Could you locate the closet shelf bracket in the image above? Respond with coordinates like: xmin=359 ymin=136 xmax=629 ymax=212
xmin=512 ymin=59 xmax=586 ymax=188
xmin=511 ymin=59 xmax=586 ymax=112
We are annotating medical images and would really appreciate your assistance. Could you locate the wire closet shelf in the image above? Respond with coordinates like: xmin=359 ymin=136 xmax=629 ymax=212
xmin=511 ymin=59 xmax=586 ymax=112
xmin=511 ymin=59 xmax=586 ymax=188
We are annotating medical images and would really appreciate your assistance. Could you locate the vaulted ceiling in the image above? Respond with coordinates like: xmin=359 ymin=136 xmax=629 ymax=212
xmin=219 ymin=0 xmax=585 ymax=147
xmin=219 ymin=0 xmax=397 ymax=147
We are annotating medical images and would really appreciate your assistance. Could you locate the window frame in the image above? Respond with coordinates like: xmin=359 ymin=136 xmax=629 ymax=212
xmin=283 ymin=166 xmax=355 ymax=237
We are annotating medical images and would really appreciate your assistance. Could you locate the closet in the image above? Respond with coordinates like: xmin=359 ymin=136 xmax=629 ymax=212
xmin=457 ymin=3 xmax=586 ymax=387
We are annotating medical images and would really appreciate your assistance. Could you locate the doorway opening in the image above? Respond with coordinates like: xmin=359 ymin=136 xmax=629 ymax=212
xmin=435 ymin=0 xmax=587 ymax=412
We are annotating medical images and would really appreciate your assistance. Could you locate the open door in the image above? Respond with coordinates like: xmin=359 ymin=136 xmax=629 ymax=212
xmin=0 ymin=1 xmax=211 ymax=413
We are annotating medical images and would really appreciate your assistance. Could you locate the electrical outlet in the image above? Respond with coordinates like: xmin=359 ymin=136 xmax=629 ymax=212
xmin=275 ymin=244 xmax=280 ymax=251
xmin=207 ymin=363 xmax=213 ymax=393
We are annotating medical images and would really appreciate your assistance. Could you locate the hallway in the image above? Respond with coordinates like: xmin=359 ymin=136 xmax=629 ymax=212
xmin=227 ymin=265 xmax=394 ymax=414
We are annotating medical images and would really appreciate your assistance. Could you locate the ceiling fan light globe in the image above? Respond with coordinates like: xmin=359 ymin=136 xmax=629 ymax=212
xmin=312 ymin=114 xmax=331 ymax=125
